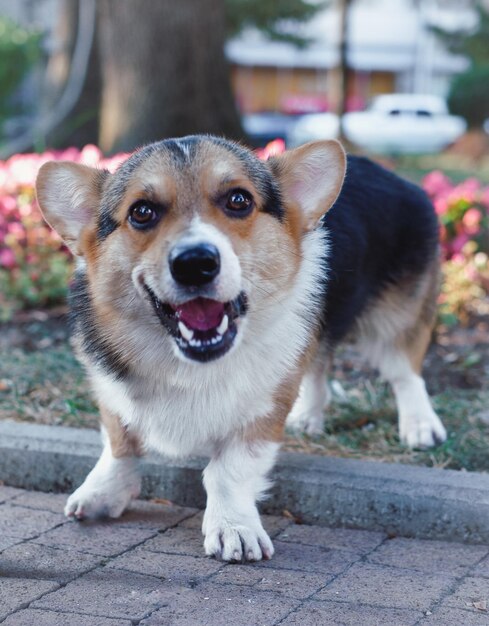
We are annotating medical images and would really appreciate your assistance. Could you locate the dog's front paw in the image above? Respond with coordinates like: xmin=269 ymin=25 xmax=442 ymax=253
xmin=204 ymin=523 xmax=274 ymax=562
xmin=400 ymin=410 xmax=447 ymax=449
xmin=65 ymin=457 xmax=141 ymax=520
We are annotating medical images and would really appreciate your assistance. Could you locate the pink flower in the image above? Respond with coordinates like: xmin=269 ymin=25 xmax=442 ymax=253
xmin=462 ymin=208 xmax=482 ymax=235
xmin=434 ymin=197 xmax=448 ymax=216
xmin=451 ymin=232 xmax=470 ymax=256
xmin=81 ymin=144 xmax=103 ymax=166
xmin=256 ymin=139 xmax=286 ymax=161
xmin=422 ymin=170 xmax=452 ymax=197
xmin=0 ymin=248 xmax=16 ymax=268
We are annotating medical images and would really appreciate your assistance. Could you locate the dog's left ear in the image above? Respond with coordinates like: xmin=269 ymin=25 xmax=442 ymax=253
xmin=36 ymin=161 xmax=109 ymax=255
xmin=269 ymin=140 xmax=346 ymax=231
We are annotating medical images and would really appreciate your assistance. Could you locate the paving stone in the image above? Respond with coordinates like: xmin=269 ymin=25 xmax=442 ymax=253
xmin=0 ymin=503 xmax=65 ymax=539
xmin=0 ymin=535 xmax=24 ymax=551
xmin=108 ymin=548 xmax=222 ymax=583
xmin=118 ymin=500 xmax=198 ymax=531
xmin=314 ymin=562 xmax=456 ymax=610
xmin=279 ymin=600 xmax=422 ymax=625
xmin=140 ymin=582 xmax=300 ymax=626
xmin=32 ymin=569 xmax=191 ymax=621
xmin=2 ymin=608 xmax=132 ymax=626
xmin=11 ymin=491 xmax=68 ymax=514
xmin=472 ymin=554 xmax=489 ymax=579
xmin=212 ymin=565 xmax=332 ymax=599
xmin=261 ymin=514 xmax=294 ymax=538
xmin=179 ymin=511 xmax=204 ymax=530
xmin=444 ymin=577 xmax=489 ymax=612
xmin=423 ymin=606 xmax=489 ymax=625
xmin=0 ymin=485 xmax=25 ymax=503
xmin=0 ymin=578 xmax=59 ymax=621
xmin=0 ymin=541 xmax=103 ymax=583
xmin=367 ymin=537 xmax=489 ymax=576
xmin=277 ymin=524 xmax=385 ymax=554
xmin=209 ymin=563 xmax=267 ymax=587
xmin=143 ymin=527 xmax=206 ymax=558
xmin=33 ymin=518 xmax=157 ymax=556
xmin=254 ymin=540 xmax=360 ymax=575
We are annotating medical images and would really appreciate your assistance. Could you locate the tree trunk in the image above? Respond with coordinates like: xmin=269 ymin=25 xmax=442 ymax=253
xmin=97 ymin=0 xmax=243 ymax=153
xmin=337 ymin=0 xmax=352 ymax=140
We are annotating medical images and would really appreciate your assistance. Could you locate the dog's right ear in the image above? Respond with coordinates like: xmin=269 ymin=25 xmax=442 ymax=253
xmin=36 ymin=161 xmax=109 ymax=255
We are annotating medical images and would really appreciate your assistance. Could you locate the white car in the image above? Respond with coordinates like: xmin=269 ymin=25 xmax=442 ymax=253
xmin=343 ymin=94 xmax=467 ymax=154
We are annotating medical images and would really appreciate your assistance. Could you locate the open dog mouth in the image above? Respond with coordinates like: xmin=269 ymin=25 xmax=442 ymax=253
xmin=144 ymin=286 xmax=248 ymax=362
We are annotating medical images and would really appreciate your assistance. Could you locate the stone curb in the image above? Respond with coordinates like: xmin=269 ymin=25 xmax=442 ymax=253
xmin=1 ymin=420 xmax=489 ymax=544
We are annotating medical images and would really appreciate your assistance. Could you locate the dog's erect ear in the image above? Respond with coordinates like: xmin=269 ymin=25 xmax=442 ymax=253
xmin=36 ymin=161 xmax=108 ymax=254
xmin=269 ymin=140 xmax=346 ymax=231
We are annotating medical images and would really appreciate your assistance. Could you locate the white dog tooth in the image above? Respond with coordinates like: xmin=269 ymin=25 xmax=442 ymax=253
xmin=216 ymin=314 xmax=229 ymax=336
xmin=178 ymin=321 xmax=194 ymax=342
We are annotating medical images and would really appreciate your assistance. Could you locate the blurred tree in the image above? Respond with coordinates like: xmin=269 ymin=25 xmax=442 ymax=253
xmin=337 ymin=0 xmax=353 ymax=138
xmin=226 ymin=0 xmax=324 ymax=46
xmin=97 ymin=0 xmax=242 ymax=152
xmin=41 ymin=0 xmax=324 ymax=152
xmin=434 ymin=1 xmax=489 ymax=64
xmin=434 ymin=2 xmax=489 ymax=127
xmin=42 ymin=0 xmax=100 ymax=149
xmin=0 ymin=18 xmax=41 ymax=136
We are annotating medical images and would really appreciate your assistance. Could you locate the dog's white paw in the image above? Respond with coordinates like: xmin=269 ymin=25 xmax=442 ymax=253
xmin=65 ymin=456 xmax=141 ymax=520
xmin=203 ymin=518 xmax=274 ymax=562
xmin=400 ymin=410 xmax=447 ymax=449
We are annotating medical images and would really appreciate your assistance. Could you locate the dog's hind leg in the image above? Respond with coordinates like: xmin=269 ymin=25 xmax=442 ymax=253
xmin=64 ymin=406 xmax=143 ymax=520
xmin=373 ymin=319 xmax=446 ymax=449
xmin=286 ymin=346 xmax=332 ymax=436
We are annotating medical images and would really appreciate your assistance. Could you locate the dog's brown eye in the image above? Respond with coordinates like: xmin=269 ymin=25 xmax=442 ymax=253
xmin=128 ymin=202 xmax=160 ymax=229
xmin=225 ymin=189 xmax=253 ymax=215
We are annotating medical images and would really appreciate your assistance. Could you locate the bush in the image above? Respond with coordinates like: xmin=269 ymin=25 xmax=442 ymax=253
xmin=0 ymin=17 xmax=42 ymax=131
xmin=447 ymin=65 xmax=489 ymax=128
xmin=423 ymin=170 xmax=489 ymax=324
xmin=1 ymin=142 xmax=488 ymax=327
xmin=0 ymin=146 xmax=127 ymax=320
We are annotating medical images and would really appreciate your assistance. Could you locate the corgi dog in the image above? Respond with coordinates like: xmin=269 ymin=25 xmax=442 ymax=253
xmin=36 ymin=136 xmax=446 ymax=563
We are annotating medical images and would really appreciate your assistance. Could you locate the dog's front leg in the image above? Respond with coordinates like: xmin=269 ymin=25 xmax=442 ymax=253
xmin=202 ymin=439 xmax=279 ymax=562
xmin=65 ymin=406 xmax=143 ymax=520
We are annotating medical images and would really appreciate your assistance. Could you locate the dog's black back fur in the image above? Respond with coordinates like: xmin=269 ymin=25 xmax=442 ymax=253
xmin=322 ymin=155 xmax=439 ymax=345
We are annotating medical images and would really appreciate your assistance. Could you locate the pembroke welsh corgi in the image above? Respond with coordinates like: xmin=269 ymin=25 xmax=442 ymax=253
xmin=36 ymin=136 xmax=446 ymax=563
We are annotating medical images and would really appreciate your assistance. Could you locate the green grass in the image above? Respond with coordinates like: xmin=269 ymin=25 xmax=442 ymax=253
xmin=0 ymin=344 xmax=98 ymax=428
xmin=284 ymin=381 xmax=489 ymax=472
xmin=1 ymin=339 xmax=489 ymax=473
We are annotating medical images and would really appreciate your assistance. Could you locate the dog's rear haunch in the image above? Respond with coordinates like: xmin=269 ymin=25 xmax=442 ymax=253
xmin=35 ymin=136 xmax=445 ymax=562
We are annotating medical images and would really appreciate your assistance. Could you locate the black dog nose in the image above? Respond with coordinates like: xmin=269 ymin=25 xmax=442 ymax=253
xmin=170 ymin=243 xmax=221 ymax=287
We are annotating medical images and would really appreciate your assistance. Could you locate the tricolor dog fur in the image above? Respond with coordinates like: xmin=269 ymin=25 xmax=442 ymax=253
xmin=36 ymin=135 xmax=446 ymax=562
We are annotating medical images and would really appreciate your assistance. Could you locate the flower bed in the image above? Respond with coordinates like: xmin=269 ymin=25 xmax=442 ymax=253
xmin=423 ymin=170 xmax=489 ymax=324
xmin=0 ymin=142 xmax=488 ymax=324
xmin=0 ymin=146 xmax=127 ymax=320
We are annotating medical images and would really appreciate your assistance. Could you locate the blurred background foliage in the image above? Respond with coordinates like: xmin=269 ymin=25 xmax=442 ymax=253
xmin=0 ymin=17 xmax=41 ymax=131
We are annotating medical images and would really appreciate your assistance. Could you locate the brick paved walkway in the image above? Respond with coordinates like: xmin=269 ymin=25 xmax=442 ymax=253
xmin=1 ymin=485 xmax=489 ymax=625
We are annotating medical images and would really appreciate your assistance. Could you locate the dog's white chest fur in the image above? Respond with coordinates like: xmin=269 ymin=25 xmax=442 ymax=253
xmin=90 ymin=231 xmax=325 ymax=458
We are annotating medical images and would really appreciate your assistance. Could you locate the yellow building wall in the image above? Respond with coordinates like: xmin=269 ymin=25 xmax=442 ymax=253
xmin=231 ymin=65 xmax=396 ymax=113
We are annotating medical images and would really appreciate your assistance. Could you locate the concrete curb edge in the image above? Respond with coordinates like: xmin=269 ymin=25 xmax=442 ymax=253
xmin=1 ymin=420 xmax=489 ymax=544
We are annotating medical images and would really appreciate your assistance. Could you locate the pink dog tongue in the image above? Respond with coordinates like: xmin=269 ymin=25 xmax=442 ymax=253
xmin=176 ymin=298 xmax=224 ymax=331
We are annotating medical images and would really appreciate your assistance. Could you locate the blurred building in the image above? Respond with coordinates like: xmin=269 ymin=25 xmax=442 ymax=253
xmin=226 ymin=0 xmax=475 ymax=114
